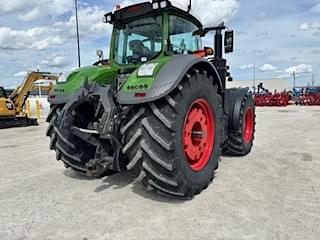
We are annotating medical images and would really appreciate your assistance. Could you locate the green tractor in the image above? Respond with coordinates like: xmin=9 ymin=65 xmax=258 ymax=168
xmin=47 ymin=0 xmax=256 ymax=199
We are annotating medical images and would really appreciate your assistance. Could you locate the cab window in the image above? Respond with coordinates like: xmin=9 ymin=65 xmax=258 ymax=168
xmin=169 ymin=15 xmax=202 ymax=54
xmin=0 ymin=88 xmax=7 ymax=98
xmin=114 ymin=16 xmax=163 ymax=65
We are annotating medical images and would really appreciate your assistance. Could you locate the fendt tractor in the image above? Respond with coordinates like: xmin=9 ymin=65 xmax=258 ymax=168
xmin=46 ymin=0 xmax=256 ymax=198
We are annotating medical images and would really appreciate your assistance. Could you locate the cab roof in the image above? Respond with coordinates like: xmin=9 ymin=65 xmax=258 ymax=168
xmin=106 ymin=1 xmax=203 ymax=28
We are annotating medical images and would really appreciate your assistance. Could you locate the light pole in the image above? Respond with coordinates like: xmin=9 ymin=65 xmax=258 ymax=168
xmin=253 ymin=64 xmax=256 ymax=94
xmin=293 ymin=71 xmax=296 ymax=89
xmin=75 ymin=0 xmax=81 ymax=68
xmin=311 ymin=72 xmax=315 ymax=86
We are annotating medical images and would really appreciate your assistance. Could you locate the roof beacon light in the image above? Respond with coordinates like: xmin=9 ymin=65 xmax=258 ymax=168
xmin=160 ymin=1 xmax=168 ymax=8
xmin=152 ymin=2 xmax=159 ymax=9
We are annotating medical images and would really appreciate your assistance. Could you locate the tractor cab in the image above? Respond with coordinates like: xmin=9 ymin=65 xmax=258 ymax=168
xmin=104 ymin=0 xmax=230 ymax=66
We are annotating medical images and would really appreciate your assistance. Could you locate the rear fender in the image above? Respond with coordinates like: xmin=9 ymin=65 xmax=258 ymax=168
xmin=117 ymin=55 xmax=223 ymax=104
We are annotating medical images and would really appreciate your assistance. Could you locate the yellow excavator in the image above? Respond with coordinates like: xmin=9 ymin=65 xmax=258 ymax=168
xmin=0 ymin=71 xmax=60 ymax=129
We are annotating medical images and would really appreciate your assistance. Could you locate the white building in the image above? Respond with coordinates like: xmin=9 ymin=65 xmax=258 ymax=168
xmin=227 ymin=78 xmax=292 ymax=92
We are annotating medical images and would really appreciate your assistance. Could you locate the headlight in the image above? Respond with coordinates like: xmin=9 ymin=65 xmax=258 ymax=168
xmin=58 ymin=72 xmax=69 ymax=83
xmin=138 ymin=63 xmax=159 ymax=77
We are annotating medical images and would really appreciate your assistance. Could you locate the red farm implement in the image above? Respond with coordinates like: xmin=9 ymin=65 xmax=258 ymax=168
xmin=297 ymin=93 xmax=320 ymax=106
xmin=254 ymin=93 xmax=289 ymax=107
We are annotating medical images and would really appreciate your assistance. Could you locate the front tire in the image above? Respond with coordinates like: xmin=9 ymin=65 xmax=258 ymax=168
xmin=122 ymin=70 xmax=223 ymax=198
xmin=46 ymin=104 xmax=96 ymax=174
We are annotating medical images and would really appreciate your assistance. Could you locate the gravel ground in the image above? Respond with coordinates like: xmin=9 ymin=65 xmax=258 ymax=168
xmin=0 ymin=106 xmax=319 ymax=240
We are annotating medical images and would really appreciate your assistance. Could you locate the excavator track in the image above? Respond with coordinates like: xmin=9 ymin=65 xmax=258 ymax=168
xmin=0 ymin=117 xmax=38 ymax=129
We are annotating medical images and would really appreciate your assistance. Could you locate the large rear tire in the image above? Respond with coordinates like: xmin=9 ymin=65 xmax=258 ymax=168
xmin=222 ymin=94 xmax=256 ymax=156
xmin=122 ymin=70 xmax=223 ymax=199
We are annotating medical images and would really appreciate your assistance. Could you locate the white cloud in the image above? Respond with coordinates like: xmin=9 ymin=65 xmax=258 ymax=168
xmin=0 ymin=3 xmax=111 ymax=51
xmin=311 ymin=3 xmax=320 ymax=13
xmin=298 ymin=23 xmax=310 ymax=31
xmin=40 ymin=56 xmax=68 ymax=68
xmin=54 ymin=6 xmax=111 ymax=38
xmin=284 ymin=64 xmax=313 ymax=74
xmin=0 ymin=27 xmax=64 ymax=50
xmin=259 ymin=64 xmax=277 ymax=72
xmin=14 ymin=71 xmax=28 ymax=77
xmin=0 ymin=0 xmax=74 ymax=21
xmin=120 ymin=0 xmax=239 ymax=27
xmin=240 ymin=64 xmax=254 ymax=70
xmin=298 ymin=22 xmax=320 ymax=31
xmin=18 ymin=7 xmax=41 ymax=21
xmin=0 ymin=0 xmax=31 ymax=13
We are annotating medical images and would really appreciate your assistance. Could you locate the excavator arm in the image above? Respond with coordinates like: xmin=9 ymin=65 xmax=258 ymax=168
xmin=9 ymin=72 xmax=59 ymax=115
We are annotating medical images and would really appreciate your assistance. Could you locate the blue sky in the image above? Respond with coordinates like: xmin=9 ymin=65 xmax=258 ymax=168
xmin=0 ymin=0 xmax=319 ymax=88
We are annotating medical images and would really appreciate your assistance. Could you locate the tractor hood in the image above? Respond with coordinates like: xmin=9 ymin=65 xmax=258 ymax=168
xmin=48 ymin=65 xmax=118 ymax=104
xmin=53 ymin=65 xmax=118 ymax=94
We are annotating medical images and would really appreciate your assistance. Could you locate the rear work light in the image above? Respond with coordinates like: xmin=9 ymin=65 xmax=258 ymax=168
xmin=152 ymin=0 xmax=169 ymax=9
xmin=160 ymin=1 xmax=168 ymax=8
xmin=152 ymin=2 xmax=159 ymax=9
xmin=103 ymin=13 xmax=113 ymax=23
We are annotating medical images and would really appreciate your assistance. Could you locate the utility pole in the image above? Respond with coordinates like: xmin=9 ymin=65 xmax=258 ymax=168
xmin=253 ymin=64 xmax=256 ymax=94
xmin=293 ymin=71 xmax=296 ymax=89
xmin=311 ymin=72 xmax=315 ymax=86
xmin=75 ymin=0 xmax=81 ymax=68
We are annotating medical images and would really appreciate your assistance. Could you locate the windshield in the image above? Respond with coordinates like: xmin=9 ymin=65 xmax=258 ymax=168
xmin=169 ymin=15 xmax=202 ymax=54
xmin=114 ymin=16 xmax=162 ymax=65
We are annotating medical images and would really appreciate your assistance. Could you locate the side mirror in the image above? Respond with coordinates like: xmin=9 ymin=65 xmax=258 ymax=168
xmin=96 ymin=49 xmax=104 ymax=59
xmin=224 ymin=30 xmax=234 ymax=53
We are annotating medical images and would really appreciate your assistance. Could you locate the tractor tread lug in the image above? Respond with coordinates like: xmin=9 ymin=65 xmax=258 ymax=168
xmin=120 ymin=108 xmax=145 ymax=135
xmin=54 ymin=126 xmax=76 ymax=150
xmin=122 ymin=128 xmax=142 ymax=154
xmin=56 ymin=142 xmax=82 ymax=163
xmin=149 ymin=103 xmax=173 ymax=129
xmin=142 ymin=161 xmax=178 ymax=187
xmin=46 ymin=115 xmax=57 ymax=136
xmin=165 ymin=95 xmax=177 ymax=108
xmin=49 ymin=132 xmax=57 ymax=150
xmin=141 ymin=140 xmax=173 ymax=171
xmin=142 ymin=118 xmax=173 ymax=151
xmin=135 ymin=169 xmax=147 ymax=182
xmin=127 ymin=149 xmax=143 ymax=170
xmin=148 ymin=180 xmax=185 ymax=197
xmin=61 ymin=157 xmax=87 ymax=172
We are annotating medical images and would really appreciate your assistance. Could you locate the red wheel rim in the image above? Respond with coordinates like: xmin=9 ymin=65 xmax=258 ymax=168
xmin=243 ymin=107 xmax=254 ymax=144
xmin=183 ymin=98 xmax=215 ymax=171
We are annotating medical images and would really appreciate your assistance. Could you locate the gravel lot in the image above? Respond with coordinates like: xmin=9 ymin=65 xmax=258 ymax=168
xmin=0 ymin=106 xmax=319 ymax=240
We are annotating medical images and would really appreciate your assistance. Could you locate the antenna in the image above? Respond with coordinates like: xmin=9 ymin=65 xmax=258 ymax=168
xmin=75 ymin=0 xmax=81 ymax=68
xmin=188 ymin=0 xmax=192 ymax=12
